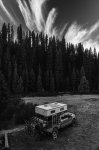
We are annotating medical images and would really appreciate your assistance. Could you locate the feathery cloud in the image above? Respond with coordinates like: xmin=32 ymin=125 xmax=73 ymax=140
xmin=16 ymin=0 xmax=47 ymax=32
xmin=16 ymin=0 xmax=35 ymax=31
xmin=44 ymin=8 xmax=57 ymax=36
xmin=16 ymin=0 xmax=58 ymax=37
xmin=65 ymin=22 xmax=87 ymax=44
xmin=0 ymin=0 xmax=16 ymax=25
xmin=0 ymin=16 xmax=5 ymax=22
xmin=65 ymin=21 xmax=99 ymax=51
xmin=30 ymin=0 xmax=46 ymax=32
xmin=1 ymin=0 xmax=99 ymax=51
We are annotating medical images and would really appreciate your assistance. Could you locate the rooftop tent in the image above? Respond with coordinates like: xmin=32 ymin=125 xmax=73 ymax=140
xmin=35 ymin=102 xmax=67 ymax=117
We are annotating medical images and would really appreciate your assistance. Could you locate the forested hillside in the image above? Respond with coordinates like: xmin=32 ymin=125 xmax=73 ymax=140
xmin=0 ymin=23 xmax=99 ymax=96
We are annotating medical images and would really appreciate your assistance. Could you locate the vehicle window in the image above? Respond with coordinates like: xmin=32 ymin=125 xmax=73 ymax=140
xmin=61 ymin=115 xmax=67 ymax=120
xmin=60 ymin=107 xmax=64 ymax=111
xmin=36 ymin=113 xmax=47 ymax=121
xmin=51 ymin=110 xmax=55 ymax=114
xmin=48 ymin=116 xmax=52 ymax=121
xmin=61 ymin=114 xmax=70 ymax=120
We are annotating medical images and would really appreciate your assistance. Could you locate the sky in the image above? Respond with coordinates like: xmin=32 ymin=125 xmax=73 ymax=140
xmin=0 ymin=0 xmax=99 ymax=51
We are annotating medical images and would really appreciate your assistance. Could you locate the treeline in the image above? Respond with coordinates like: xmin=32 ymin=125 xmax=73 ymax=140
xmin=0 ymin=23 xmax=99 ymax=96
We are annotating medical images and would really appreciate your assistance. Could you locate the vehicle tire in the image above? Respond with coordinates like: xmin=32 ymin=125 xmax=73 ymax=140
xmin=52 ymin=128 xmax=58 ymax=140
xmin=34 ymin=125 xmax=41 ymax=140
xmin=71 ymin=118 xmax=76 ymax=126
xmin=73 ymin=118 xmax=76 ymax=123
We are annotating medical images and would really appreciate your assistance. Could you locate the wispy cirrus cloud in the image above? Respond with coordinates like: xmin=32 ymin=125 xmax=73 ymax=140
xmin=84 ymin=40 xmax=99 ymax=50
xmin=16 ymin=0 xmax=65 ymax=38
xmin=65 ymin=22 xmax=87 ymax=44
xmin=16 ymin=0 xmax=35 ymax=31
xmin=0 ymin=16 xmax=5 ymax=22
xmin=30 ymin=0 xmax=47 ymax=32
xmin=16 ymin=0 xmax=58 ymax=36
xmin=0 ymin=0 xmax=17 ymax=25
xmin=65 ymin=21 xmax=99 ymax=51
xmin=16 ymin=0 xmax=47 ymax=32
xmin=0 ymin=16 xmax=5 ymax=27
xmin=44 ymin=8 xmax=58 ymax=36
xmin=1 ymin=0 xmax=99 ymax=51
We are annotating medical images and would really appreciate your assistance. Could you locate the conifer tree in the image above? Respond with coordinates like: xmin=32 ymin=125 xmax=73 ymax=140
xmin=37 ymin=66 xmax=42 ymax=93
xmin=66 ymin=77 xmax=70 ymax=91
xmin=80 ymin=66 xmax=85 ymax=78
xmin=50 ymin=70 xmax=55 ymax=92
xmin=0 ymin=22 xmax=99 ymax=94
xmin=17 ymin=24 xmax=23 ymax=45
xmin=8 ymin=61 xmax=12 ymax=89
xmin=72 ymin=68 xmax=76 ymax=92
xmin=55 ymin=49 xmax=63 ymax=91
xmin=2 ymin=23 xmax=7 ymax=42
xmin=22 ymin=67 xmax=29 ymax=93
xmin=7 ymin=23 xmax=11 ymax=43
xmin=16 ymin=76 xmax=24 ymax=94
xmin=0 ymin=71 xmax=9 ymax=113
xmin=11 ymin=25 xmax=14 ymax=42
xmin=45 ymin=69 xmax=50 ymax=91
xmin=76 ymin=70 xmax=80 ymax=90
xmin=12 ymin=62 xmax=19 ymax=93
xmin=78 ymin=76 xmax=89 ymax=94
xmin=3 ymin=47 xmax=10 ymax=80
xmin=28 ymin=69 xmax=36 ymax=92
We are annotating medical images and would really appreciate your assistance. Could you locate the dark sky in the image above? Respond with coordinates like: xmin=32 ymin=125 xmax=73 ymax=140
xmin=0 ymin=0 xmax=99 ymax=50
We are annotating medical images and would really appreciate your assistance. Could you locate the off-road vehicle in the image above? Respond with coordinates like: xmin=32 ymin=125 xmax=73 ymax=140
xmin=25 ymin=102 xmax=76 ymax=140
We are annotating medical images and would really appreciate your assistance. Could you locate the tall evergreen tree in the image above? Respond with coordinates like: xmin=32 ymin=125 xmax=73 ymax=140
xmin=78 ymin=76 xmax=89 ymax=94
xmin=16 ymin=76 xmax=24 ymax=94
xmin=8 ymin=61 xmax=12 ymax=89
xmin=28 ymin=69 xmax=36 ymax=92
xmin=17 ymin=24 xmax=23 ymax=45
xmin=7 ymin=23 xmax=11 ymax=43
xmin=11 ymin=25 xmax=14 ymax=42
xmin=12 ymin=62 xmax=19 ymax=93
xmin=80 ymin=66 xmax=85 ymax=79
xmin=0 ymin=22 xmax=99 ymax=94
xmin=50 ymin=70 xmax=55 ymax=92
xmin=72 ymin=68 xmax=76 ymax=92
xmin=45 ymin=69 xmax=50 ymax=91
xmin=2 ymin=23 xmax=7 ymax=42
xmin=22 ymin=66 xmax=29 ymax=93
xmin=55 ymin=49 xmax=63 ymax=91
xmin=0 ymin=71 xmax=9 ymax=113
xmin=37 ymin=66 xmax=42 ymax=93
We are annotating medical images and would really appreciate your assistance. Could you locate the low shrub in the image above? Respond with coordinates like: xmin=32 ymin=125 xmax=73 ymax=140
xmin=0 ymin=97 xmax=36 ymax=129
xmin=15 ymin=102 xmax=36 ymax=125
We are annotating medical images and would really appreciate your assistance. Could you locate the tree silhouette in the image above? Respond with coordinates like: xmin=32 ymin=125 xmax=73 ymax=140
xmin=72 ymin=68 xmax=76 ymax=92
xmin=78 ymin=76 xmax=89 ymax=94
xmin=37 ymin=66 xmax=43 ymax=93
xmin=1 ymin=22 xmax=99 ymax=95
xmin=12 ymin=62 xmax=19 ymax=93
xmin=0 ymin=71 xmax=9 ymax=113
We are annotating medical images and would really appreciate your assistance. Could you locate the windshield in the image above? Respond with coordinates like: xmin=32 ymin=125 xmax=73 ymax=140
xmin=36 ymin=113 xmax=47 ymax=121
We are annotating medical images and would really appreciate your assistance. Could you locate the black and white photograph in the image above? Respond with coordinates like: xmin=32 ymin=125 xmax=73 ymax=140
xmin=0 ymin=0 xmax=99 ymax=149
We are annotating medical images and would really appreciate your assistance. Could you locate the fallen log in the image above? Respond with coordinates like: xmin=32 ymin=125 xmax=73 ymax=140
xmin=4 ymin=133 xmax=9 ymax=150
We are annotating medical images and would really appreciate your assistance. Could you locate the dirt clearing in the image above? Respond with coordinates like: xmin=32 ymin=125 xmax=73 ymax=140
xmin=9 ymin=95 xmax=99 ymax=150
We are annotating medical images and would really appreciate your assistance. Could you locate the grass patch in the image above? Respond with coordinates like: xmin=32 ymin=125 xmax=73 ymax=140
xmin=8 ymin=95 xmax=99 ymax=150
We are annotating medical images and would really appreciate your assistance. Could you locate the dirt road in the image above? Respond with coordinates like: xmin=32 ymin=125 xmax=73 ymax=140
xmin=0 ymin=126 xmax=24 ymax=136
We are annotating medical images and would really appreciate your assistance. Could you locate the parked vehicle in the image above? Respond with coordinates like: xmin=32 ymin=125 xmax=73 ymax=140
xmin=25 ymin=102 xmax=76 ymax=140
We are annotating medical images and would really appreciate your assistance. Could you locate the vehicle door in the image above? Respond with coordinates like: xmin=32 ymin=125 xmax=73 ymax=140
xmin=52 ymin=115 xmax=58 ymax=127
xmin=60 ymin=114 xmax=72 ymax=128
